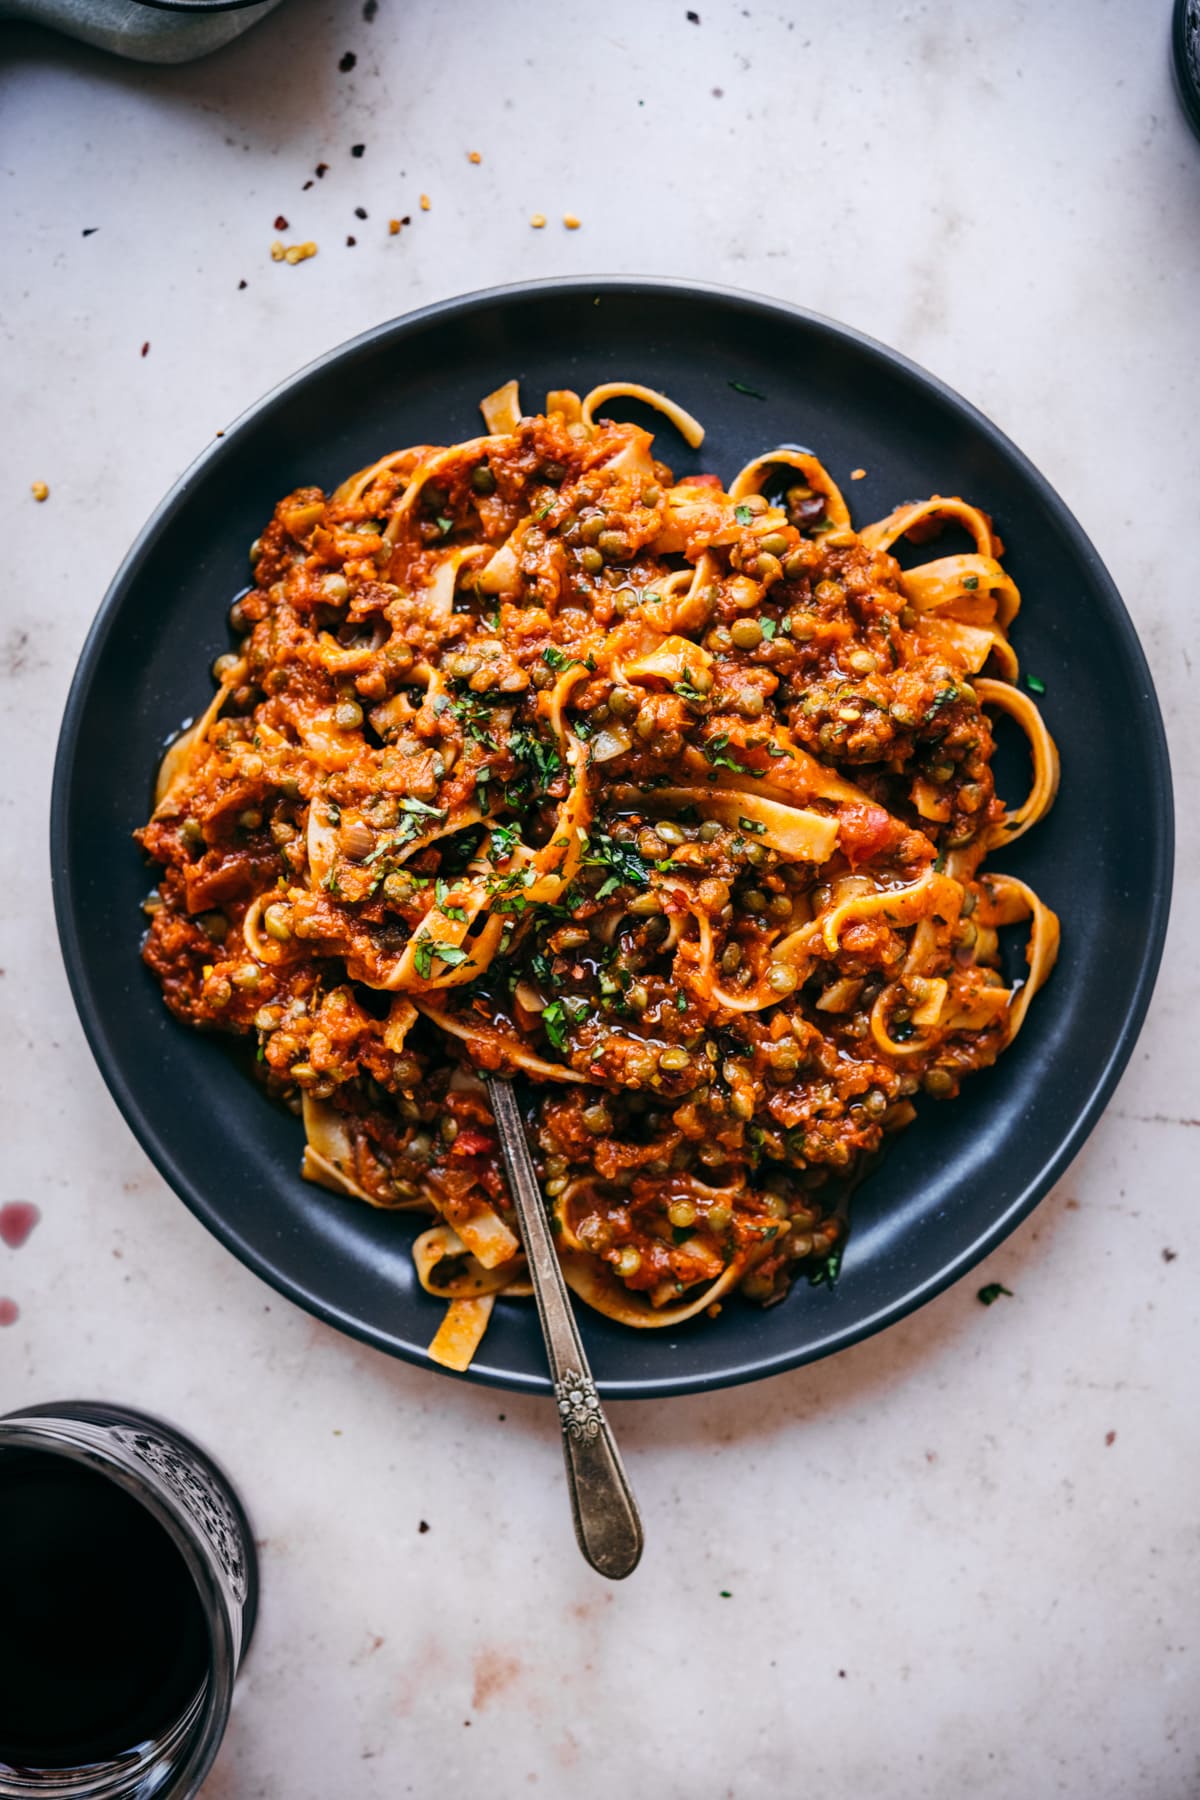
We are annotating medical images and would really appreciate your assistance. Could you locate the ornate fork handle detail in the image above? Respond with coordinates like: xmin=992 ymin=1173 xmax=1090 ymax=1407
xmin=487 ymin=1077 xmax=644 ymax=1579
xmin=554 ymin=1369 xmax=603 ymax=1441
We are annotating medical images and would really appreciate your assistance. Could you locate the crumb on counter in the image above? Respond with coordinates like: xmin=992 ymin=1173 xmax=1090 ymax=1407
xmin=274 ymin=214 xmax=289 ymax=231
xmin=851 ymin=467 xmax=866 ymax=480
xmin=530 ymin=212 xmax=546 ymax=228
xmin=420 ymin=193 xmax=431 ymax=210
xmin=31 ymin=481 xmax=49 ymax=502
xmin=468 ymin=150 xmax=482 ymax=164
xmin=270 ymin=239 xmax=318 ymax=265
xmin=563 ymin=212 xmax=582 ymax=229
xmin=389 ymin=219 xmax=402 ymax=234
xmin=339 ymin=51 xmax=357 ymax=71
xmin=351 ymin=143 xmax=366 ymax=158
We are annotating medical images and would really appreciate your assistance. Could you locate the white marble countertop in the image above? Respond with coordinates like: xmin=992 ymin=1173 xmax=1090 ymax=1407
xmin=2 ymin=2 xmax=1198 ymax=1794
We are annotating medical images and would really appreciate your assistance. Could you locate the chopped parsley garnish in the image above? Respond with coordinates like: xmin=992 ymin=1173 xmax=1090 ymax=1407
xmin=808 ymin=1249 xmax=842 ymax=1287
xmin=509 ymin=727 xmax=562 ymax=793
xmin=475 ymin=766 xmax=491 ymax=814
xmin=977 ymin=1281 xmax=1012 ymax=1306
xmin=398 ymin=796 xmax=445 ymax=818
xmin=435 ymin=515 xmax=453 ymax=536
xmin=543 ymin=645 xmax=593 ymax=673
xmin=703 ymin=733 xmax=752 ymax=774
xmin=676 ymin=990 xmax=688 ymax=1012
xmin=962 ymin=574 xmax=979 ymax=590
xmin=924 ymin=684 xmax=960 ymax=722
xmin=489 ymin=823 xmax=519 ymax=861
xmin=540 ymin=995 xmax=586 ymax=1049
xmin=728 ymin=380 xmax=766 ymax=400
xmin=413 ymin=934 xmax=472 ymax=980
xmin=585 ymin=832 xmax=650 ymax=892
xmin=734 ymin=503 xmax=755 ymax=526
xmin=760 ymin=618 xmax=777 ymax=640
xmin=450 ymin=691 xmax=498 ymax=748
xmin=1025 ymin=673 xmax=1046 ymax=695
xmin=738 ymin=816 xmax=766 ymax=835
xmin=434 ymin=878 xmax=466 ymax=921
xmin=673 ymin=665 xmax=709 ymax=703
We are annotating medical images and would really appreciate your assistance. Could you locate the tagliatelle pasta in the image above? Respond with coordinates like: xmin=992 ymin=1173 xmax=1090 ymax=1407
xmin=137 ymin=380 xmax=1060 ymax=1373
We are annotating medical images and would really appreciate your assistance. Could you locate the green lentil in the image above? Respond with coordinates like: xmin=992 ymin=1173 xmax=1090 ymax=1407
xmin=730 ymin=619 xmax=763 ymax=650
xmin=263 ymin=904 xmax=292 ymax=942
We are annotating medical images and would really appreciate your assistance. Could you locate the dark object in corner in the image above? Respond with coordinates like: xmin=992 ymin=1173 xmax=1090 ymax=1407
xmin=1173 ymin=0 xmax=1200 ymax=140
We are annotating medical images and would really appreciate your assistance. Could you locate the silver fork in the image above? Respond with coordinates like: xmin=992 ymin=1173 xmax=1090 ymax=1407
xmin=486 ymin=1077 xmax=644 ymax=1579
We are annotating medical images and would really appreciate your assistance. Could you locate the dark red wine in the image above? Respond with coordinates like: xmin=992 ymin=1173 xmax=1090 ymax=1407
xmin=0 ymin=1449 xmax=210 ymax=1766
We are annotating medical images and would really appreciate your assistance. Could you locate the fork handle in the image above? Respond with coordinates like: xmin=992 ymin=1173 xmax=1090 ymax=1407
xmin=487 ymin=1077 xmax=644 ymax=1579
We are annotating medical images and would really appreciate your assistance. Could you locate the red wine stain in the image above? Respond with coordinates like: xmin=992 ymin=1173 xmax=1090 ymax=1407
xmin=0 ymin=1298 xmax=19 ymax=1326
xmin=0 ymin=1202 xmax=40 ymax=1250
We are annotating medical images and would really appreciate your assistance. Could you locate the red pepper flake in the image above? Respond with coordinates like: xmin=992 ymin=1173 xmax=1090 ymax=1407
xmin=0 ymin=1299 xmax=18 ymax=1327
xmin=452 ymin=1128 xmax=496 ymax=1159
xmin=302 ymin=179 xmax=314 ymax=190
xmin=315 ymin=162 xmax=329 ymax=178
xmin=354 ymin=206 xmax=367 ymax=219
xmin=274 ymin=214 xmax=289 ymax=230
xmin=351 ymin=143 xmax=365 ymax=157
xmin=339 ymin=51 xmax=356 ymax=71
xmin=140 ymin=341 xmax=150 ymax=357
xmin=0 ymin=1204 xmax=39 ymax=1250
xmin=1105 ymin=1430 xmax=1116 ymax=1446
xmin=346 ymin=235 xmax=357 ymax=246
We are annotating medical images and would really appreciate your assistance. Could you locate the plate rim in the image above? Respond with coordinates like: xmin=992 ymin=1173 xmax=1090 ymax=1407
xmin=49 ymin=275 xmax=1176 ymax=1397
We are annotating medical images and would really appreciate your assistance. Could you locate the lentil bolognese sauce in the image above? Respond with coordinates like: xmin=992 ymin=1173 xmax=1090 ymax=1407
xmin=138 ymin=379 xmax=1060 ymax=1371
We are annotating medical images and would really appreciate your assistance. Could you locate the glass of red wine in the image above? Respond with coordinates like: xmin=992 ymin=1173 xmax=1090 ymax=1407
xmin=0 ymin=1401 xmax=256 ymax=1796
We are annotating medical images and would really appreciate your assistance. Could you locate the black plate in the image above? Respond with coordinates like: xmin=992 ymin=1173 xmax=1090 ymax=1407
xmin=51 ymin=279 xmax=1173 ymax=1397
